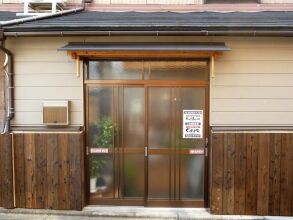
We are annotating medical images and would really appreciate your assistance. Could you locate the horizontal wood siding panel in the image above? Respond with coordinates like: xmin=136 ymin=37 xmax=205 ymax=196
xmin=212 ymin=99 xmax=293 ymax=112
xmin=14 ymin=87 xmax=82 ymax=100
xmin=212 ymin=86 xmax=293 ymax=99
xmin=6 ymin=37 xmax=83 ymax=127
xmin=6 ymin=37 xmax=293 ymax=126
xmin=213 ymin=74 xmax=293 ymax=86
xmin=13 ymin=132 xmax=85 ymax=210
xmin=211 ymin=37 xmax=293 ymax=126
xmin=215 ymin=61 xmax=293 ymax=74
xmin=15 ymin=74 xmax=81 ymax=87
xmin=219 ymin=48 xmax=293 ymax=61
xmin=212 ymin=112 xmax=293 ymax=126
xmin=14 ymin=62 xmax=76 ymax=75
xmin=211 ymin=131 xmax=293 ymax=216
xmin=12 ymin=111 xmax=82 ymax=125
xmin=15 ymin=100 xmax=83 ymax=112
xmin=14 ymin=50 xmax=72 ymax=62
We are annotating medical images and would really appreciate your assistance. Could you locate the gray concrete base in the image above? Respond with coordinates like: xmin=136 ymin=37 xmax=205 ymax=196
xmin=0 ymin=207 xmax=291 ymax=220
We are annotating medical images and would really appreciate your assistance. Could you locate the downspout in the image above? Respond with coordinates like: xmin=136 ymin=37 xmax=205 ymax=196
xmin=0 ymin=37 xmax=14 ymax=134
xmin=0 ymin=2 xmax=86 ymax=134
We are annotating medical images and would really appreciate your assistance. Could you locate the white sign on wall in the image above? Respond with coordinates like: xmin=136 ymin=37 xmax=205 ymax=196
xmin=183 ymin=110 xmax=203 ymax=139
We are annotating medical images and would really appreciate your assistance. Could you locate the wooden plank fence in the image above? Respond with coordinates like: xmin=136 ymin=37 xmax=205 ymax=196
xmin=211 ymin=132 xmax=293 ymax=216
xmin=0 ymin=132 xmax=85 ymax=210
xmin=0 ymin=134 xmax=14 ymax=209
xmin=14 ymin=132 xmax=85 ymax=210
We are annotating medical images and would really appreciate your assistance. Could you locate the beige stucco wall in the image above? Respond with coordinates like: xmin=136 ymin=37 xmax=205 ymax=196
xmin=5 ymin=36 xmax=293 ymax=127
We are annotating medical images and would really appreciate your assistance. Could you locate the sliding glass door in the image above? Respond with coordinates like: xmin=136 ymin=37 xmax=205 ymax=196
xmin=86 ymin=60 xmax=209 ymax=207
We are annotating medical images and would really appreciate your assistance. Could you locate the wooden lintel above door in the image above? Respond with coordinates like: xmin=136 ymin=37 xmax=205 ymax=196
xmin=68 ymin=50 xmax=224 ymax=59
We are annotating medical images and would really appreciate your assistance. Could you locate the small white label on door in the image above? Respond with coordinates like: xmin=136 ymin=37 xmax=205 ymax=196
xmin=189 ymin=148 xmax=205 ymax=155
xmin=183 ymin=110 xmax=203 ymax=139
xmin=90 ymin=148 xmax=109 ymax=154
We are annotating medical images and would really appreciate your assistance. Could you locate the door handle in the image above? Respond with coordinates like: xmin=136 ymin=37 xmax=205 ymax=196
xmin=145 ymin=146 xmax=148 ymax=157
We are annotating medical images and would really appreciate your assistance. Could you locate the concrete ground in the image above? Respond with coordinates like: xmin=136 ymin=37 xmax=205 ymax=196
xmin=0 ymin=207 xmax=292 ymax=220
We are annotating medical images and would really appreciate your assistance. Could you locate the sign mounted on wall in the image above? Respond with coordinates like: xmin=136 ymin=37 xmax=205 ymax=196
xmin=183 ymin=110 xmax=203 ymax=139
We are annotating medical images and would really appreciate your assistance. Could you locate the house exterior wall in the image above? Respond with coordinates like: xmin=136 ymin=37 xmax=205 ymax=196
xmin=5 ymin=36 xmax=293 ymax=127
xmin=212 ymin=37 xmax=293 ymax=126
xmin=2 ymin=35 xmax=293 ymax=215
xmin=5 ymin=37 xmax=83 ymax=126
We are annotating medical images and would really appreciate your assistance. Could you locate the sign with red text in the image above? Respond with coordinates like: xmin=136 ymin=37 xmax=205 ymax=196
xmin=189 ymin=148 xmax=205 ymax=155
xmin=183 ymin=110 xmax=203 ymax=139
xmin=90 ymin=148 xmax=109 ymax=154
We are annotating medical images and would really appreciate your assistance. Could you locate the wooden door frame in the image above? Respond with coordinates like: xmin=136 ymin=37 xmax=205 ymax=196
xmin=83 ymin=59 xmax=210 ymax=207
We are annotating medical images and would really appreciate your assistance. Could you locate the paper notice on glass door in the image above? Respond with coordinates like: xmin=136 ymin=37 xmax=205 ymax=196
xmin=183 ymin=110 xmax=203 ymax=139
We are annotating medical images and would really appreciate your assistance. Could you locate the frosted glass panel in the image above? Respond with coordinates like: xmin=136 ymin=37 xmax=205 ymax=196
xmin=148 ymin=88 xmax=171 ymax=148
xmin=148 ymin=61 xmax=208 ymax=80
xmin=148 ymin=155 xmax=170 ymax=198
xmin=180 ymin=155 xmax=204 ymax=199
xmin=123 ymin=155 xmax=145 ymax=198
xmin=123 ymin=88 xmax=145 ymax=148
xmin=88 ymin=87 xmax=114 ymax=198
xmin=89 ymin=61 xmax=142 ymax=80
xmin=89 ymin=154 xmax=114 ymax=198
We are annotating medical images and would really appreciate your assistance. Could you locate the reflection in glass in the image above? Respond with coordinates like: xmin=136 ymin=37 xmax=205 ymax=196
xmin=89 ymin=154 xmax=114 ymax=198
xmin=88 ymin=87 xmax=115 ymax=198
xmin=89 ymin=61 xmax=142 ymax=80
xmin=124 ymin=88 xmax=144 ymax=148
xmin=148 ymin=88 xmax=171 ymax=148
xmin=180 ymin=155 xmax=204 ymax=199
xmin=148 ymin=61 xmax=208 ymax=80
xmin=123 ymin=155 xmax=145 ymax=198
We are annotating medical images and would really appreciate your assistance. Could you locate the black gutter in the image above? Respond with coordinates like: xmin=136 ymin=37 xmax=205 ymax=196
xmin=0 ymin=34 xmax=14 ymax=134
xmin=4 ymin=30 xmax=293 ymax=37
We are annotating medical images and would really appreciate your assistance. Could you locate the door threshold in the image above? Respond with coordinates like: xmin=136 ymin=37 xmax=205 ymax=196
xmin=83 ymin=206 xmax=263 ymax=219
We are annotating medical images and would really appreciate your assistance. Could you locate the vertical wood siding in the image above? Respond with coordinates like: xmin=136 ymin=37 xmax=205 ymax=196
xmin=0 ymin=51 xmax=5 ymax=132
xmin=0 ymin=134 xmax=13 ymax=209
xmin=211 ymin=131 xmax=293 ymax=216
xmin=13 ymin=132 xmax=85 ymax=210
